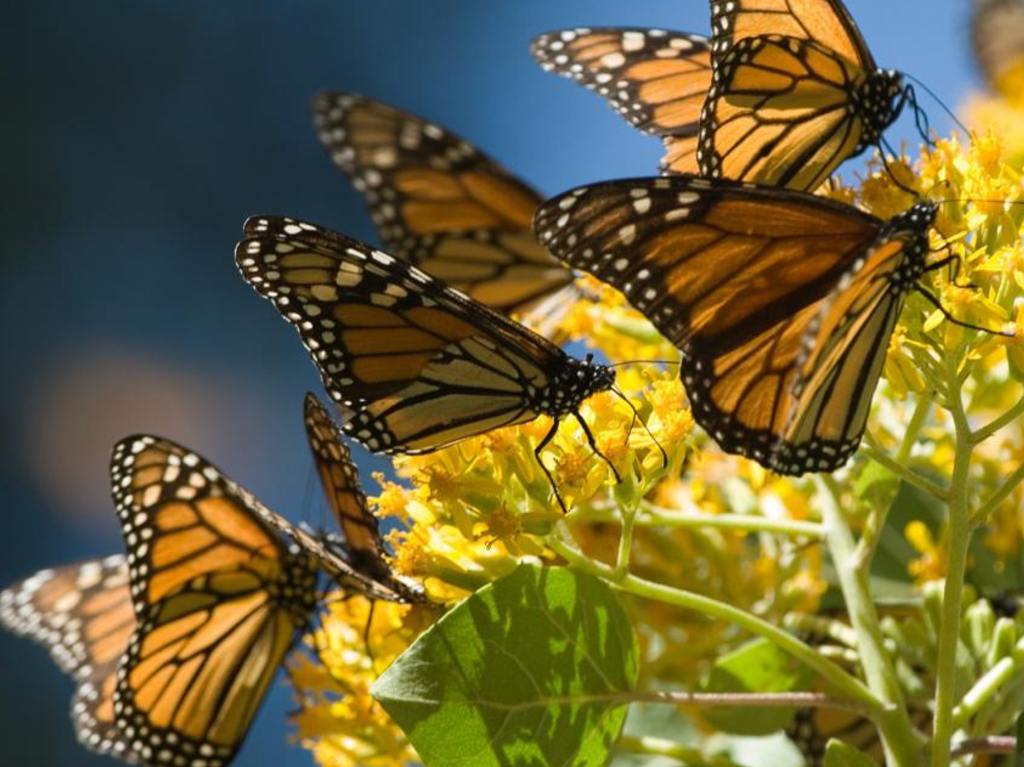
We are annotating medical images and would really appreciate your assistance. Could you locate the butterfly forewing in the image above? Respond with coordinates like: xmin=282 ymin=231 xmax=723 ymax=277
xmin=109 ymin=436 xmax=320 ymax=767
xmin=530 ymin=28 xmax=712 ymax=174
xmin=0 ymin=556 xmax=137 ymax=762
xmin=710 ymin=0 xmax=874 ymax=65
xmin=303 ymin=393 xmax=425 ymax=603
xmin=312 ymin=92 xmax=571 ymax=313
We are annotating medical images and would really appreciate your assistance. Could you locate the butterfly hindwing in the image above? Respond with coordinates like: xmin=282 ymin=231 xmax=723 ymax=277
xmin=312 ymin=92 xmax=571 ymax=313
xmin=701 ymin=0 xmax=906 ymax=190
xmin=0 ymin=556 xmax=136 ymax=762
xmin=530 ymin=27 xmax=712 ymax=174
xmin=236 ymin=216 xmax=614 ymax=457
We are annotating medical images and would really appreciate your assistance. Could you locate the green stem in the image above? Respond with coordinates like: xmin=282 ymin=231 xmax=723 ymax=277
xmin=971 ymin=395 xmax=1024 ymax=445
xmin=931 ymin=357 xmax=977 ymax=767
xmin=972 ymin=462 xmax=1024 ymax=525
xmin=861 ymin=442 xmax=949 ymax=502
xmin=614 ymin=504 xmax=637 ymax=581
xmin=549 ymin=534 xmax=883 ymax=714
xmin=579 ymin=505 xmax=824 ymax=539
xmin=816 ymin=476 xmax=922 ymax=767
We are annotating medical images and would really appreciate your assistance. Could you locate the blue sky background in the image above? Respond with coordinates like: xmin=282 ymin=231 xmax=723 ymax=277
xmin=0 ymin=1 xmax=989 ymax=764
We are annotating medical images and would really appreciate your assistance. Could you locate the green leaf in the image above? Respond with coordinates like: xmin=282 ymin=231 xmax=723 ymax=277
xmin=823 ymin=738 xmax=880 ymax=767
xmin=701 ymin=638 xmax=811 ymax=736
xmin=372 ymin=564 xmax=638 ymax=767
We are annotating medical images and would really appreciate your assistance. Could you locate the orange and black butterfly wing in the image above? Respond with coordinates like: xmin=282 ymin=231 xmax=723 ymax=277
xmin=530 ymin=28 xmax=712 ymax=174
xmin=774 ymin=212 xmax=931 ymax=472
xmin=236 ymin=217 xmax=586 ymax=455
xmin=698 ymin=35 xmax=884 ymax=191
xmin=701 ymin=1 xmax=904 ymax=190
xmin=534 ymin=176 xmax=911 ymax=472
xmin=109 ymin=436 xmax=320 ymax=766
xmin=311 ymin=92 xmax=571 ymax=314
xmin=303 ymin=393 xmax=425 ymax=603
xmin=709 ymin=0 xmax=875 ymax=65
xmin=0 ymin=556 xmax=137 ymax=761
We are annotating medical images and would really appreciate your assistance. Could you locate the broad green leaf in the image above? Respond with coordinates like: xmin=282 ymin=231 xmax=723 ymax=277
xmin=823 ymin=738 xmax=880 ymax=767
xmin=372 ymin=564 xmax=638 ymax=767
xmin=701 ymin=638 xmax=811 ymax=735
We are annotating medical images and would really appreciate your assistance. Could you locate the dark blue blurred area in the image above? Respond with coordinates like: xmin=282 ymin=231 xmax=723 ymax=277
xmin=0 ymin=1 xmax=980 ymax=763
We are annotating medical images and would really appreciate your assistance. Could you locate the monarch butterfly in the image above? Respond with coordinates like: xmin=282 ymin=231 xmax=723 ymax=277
xmin=534 ymin=175 xmax=943 ymax=474
xmin=0 ymin=405 xmax=422 ymax=765
xmin=972 ymin=0 xmax=1024 ymax=103
xmin=311 ymin=92 xmax=572 ymax=314
xmin=235 ymin=216 xmax=618 ymax=511
xmin=0 ymin=555 xmax=136 ymax=762
xmin=698 ymin=0 xmax=920 ymax=191
xmin=530 ymin=28 xmax=713 ymax=174
xmin=303 ymin=391 xmax=424 ymax=603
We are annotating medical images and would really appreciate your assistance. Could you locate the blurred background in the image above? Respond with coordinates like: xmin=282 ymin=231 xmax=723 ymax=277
xmin=0 ymin=1 xmax=992 ymax=763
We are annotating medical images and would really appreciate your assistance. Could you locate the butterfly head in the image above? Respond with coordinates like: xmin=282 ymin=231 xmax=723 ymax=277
xmin=543 ymin=353 xmax=615 ymax=417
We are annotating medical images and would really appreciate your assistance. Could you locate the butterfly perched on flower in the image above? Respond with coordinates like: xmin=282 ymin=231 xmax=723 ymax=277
xmin=311 ymin=91 xmax=573 ymax=315
xmin=533 ymin=0 xmax=921 ymax=192
xmin=235 ymin=216 xmax=619 ymax=511
xmin=535 ymin=175 xmax=944 ymax=474
xmin=699 ymin=0 xmax=921 ymax=191
xmin=0 ymin=398 xmax=423 ymax=765
xmin=972 ymin=0 xmax=1024 ymax=104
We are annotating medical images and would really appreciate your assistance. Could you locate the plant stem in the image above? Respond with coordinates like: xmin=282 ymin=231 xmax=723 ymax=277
xmin=971 ymin=395 xmax=1024 ymax=445
xmin=931 ymin=357 xmax=977 ymax=767
xmin=816 ymin=476 xmax=922 ymax=767
xmin=548 ymin=534 xmax=883 ymax=715
xmin=580 ymin=505 xmax=824 ymax=539
xmin=861 ymin=442 xmax=949 ymax=502
xmin=623 ymin=690 xmax=867 ymax=711
xmin=614 ymin=504 xmax=637 ymax=581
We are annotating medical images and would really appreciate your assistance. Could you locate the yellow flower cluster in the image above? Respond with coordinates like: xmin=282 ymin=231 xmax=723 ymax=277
xmin=292 ymin=98 xmax=1024 ymax=767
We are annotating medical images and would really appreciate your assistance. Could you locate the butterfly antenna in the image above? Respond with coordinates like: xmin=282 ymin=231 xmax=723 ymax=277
xmin=914 ymin=285 xmax=1015 ymax=337
xmin=534 ymin=419 xmax=569 ymax=514
xmin=607 ymin=359 xmax=681 ymax=368
xmin=610 ymin=386 xmax=668 ymax=468
xmin=905 ymin=73 xmax=966 ymax=137
xmin=878 ymin=137 xmax=918 ymax=196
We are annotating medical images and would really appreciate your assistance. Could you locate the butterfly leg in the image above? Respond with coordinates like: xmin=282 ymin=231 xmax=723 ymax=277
xmin=914 ymin=285 xmax=1014 ymax=336
xmin=574 ymin=412 xmax=622 ymax=483
xmin=534 ymin=419 xmax=568 ymax=514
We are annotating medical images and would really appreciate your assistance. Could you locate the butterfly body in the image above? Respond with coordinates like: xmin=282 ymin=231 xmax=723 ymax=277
xmin=536 ymin=176 xmax=937 ymax=474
